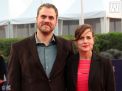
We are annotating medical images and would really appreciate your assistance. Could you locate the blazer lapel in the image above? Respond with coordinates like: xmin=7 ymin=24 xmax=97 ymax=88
xmin=49 ymin=37 xmax=67 ymax=78
xmin=72 ymin=53 xmax=79 ymax=87
xmin=88 ymin=53 xmax=100 ymax=90
xmin=29 ymin=35 xmax=47 ymax=78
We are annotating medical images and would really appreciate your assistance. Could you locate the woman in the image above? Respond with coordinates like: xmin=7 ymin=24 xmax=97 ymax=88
xmin=66 ymin=24 xmax=115 ymax=91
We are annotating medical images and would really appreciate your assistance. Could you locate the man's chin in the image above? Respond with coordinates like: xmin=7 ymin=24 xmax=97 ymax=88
xmin=41 ymin=30 xmax=53 ymax=35
xmin=38 ymin=28 xmax=53 ymax=35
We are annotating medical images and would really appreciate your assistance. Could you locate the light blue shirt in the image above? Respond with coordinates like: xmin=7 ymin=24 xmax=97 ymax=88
xmin=35 ymin=34 xmax=57 ymax=78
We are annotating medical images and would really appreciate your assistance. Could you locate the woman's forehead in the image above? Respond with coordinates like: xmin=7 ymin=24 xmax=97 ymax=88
xmin=81 ymin=29 xmax=92 ymax=36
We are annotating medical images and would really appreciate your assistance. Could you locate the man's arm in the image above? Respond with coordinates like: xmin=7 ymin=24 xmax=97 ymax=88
xmin=7 ymin=44 xmax=21 ymax=91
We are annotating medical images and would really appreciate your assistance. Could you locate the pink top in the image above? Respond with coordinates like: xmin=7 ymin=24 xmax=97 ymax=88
xmin=77 ymin=60 xmax=91 ymax=91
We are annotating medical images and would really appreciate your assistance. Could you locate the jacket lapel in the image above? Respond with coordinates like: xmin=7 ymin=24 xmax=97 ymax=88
xmin=29 ymin=35 xmax=47 ymax=78
xmin=88 ymin=53 xmax=100 ymax=90
xmin=73 ymin=53 xmax=80 ymax=88
xmin=49 ymin=37 xmax=63 ymax=77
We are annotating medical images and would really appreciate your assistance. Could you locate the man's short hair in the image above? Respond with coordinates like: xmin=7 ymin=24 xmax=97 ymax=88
xmin=37 ymin=3 xmax=58 ymax=18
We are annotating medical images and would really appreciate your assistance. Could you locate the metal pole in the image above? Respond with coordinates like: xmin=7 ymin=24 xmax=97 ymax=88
xmin=79 ymin=0 xmax=84 ymax=25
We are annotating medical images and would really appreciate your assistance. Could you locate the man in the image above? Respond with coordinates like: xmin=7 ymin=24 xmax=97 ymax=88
xmin=7 ymin=3 xmax=73 ymax=91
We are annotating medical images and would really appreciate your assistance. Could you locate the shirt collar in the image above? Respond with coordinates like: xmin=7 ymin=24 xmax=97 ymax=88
xmin=35 ymin=33 xmax=56 ymax=45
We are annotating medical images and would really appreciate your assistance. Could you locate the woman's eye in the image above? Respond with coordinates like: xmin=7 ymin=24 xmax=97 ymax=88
xmin=86 ymin=36 xmax=92 ymax=39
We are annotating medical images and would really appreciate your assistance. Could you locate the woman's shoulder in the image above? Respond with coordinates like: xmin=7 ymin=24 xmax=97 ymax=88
xmin=92 ymin=52 xmax=111 ymax=64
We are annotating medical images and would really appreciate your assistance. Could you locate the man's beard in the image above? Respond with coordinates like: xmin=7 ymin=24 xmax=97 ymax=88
xmin=39 ymin=26 xmax=53 ymax=35
xmin=36 ymin=22 xmax=54 ymax=35
xmin=41 ymin=29 xmax=53 ymax=35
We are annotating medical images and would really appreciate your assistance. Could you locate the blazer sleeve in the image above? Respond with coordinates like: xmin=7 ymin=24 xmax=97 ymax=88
xmin=7 ymin=44 xmax=21 ymax=91
xmin=104 ymin=59 xmax=116 ymax=91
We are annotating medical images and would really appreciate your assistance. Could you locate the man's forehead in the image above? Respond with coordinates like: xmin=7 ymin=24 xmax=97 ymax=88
xmin=39 ymin=7 xmax=55 ymax=12
xmin=39 ymin=7 xmax=56 ymax=16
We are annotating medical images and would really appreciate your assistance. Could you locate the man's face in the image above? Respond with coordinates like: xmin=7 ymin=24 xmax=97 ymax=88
xmin=36 ymin=7 xmax=57 ymax=35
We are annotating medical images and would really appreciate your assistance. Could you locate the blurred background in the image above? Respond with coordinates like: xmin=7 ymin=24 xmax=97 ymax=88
xmin=0 ymin=0 xmax=122 ymax=38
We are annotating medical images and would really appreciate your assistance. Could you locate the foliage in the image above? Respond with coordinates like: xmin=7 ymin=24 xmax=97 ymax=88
xmin=0 ymin=32 xmax=122 ymax=62
xmin=0 ymin=38 xmax=22 ymax=61
xmin=62 ymin=35 xmax=74 ymax=40
xmin=95 ymin=32 xmax=122 ymax=52
xmin=63 ymin=32 xmax=122 ymax=53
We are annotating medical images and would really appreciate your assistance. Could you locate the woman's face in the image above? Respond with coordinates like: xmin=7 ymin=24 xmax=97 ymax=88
xmin=76 ymin=28 xmax=94 ymax=53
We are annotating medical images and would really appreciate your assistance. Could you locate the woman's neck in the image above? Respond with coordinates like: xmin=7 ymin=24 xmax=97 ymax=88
xmin=79 ymin=51 xmax=92 ymax=60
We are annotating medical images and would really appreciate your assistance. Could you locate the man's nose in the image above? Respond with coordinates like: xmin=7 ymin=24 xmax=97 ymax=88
xmin=44 ymin=17 xmax=50 ymax=22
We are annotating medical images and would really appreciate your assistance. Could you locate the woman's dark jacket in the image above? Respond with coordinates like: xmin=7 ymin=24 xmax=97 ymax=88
xmin=66 ymin=52 xmax=116 ymax=91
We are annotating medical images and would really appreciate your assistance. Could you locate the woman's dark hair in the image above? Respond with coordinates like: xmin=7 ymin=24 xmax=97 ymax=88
xmin=75 ymin=24 xmax=94 ymax=41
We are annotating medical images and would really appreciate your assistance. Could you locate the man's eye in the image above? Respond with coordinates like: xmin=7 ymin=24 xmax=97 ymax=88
xmin=49 ymin=16 xmax=54 ymax=20
xmin=41 ymin=15 xmax=46 ymax=19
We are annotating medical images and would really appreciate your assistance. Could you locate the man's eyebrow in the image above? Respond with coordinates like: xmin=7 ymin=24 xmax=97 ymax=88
xmin=41 ymin=15 xmax=54 ymax=18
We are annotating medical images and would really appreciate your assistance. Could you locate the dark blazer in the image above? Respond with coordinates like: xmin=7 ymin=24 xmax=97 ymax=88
xmin=66 ymin=52 xmax=116 ymax=91
xmin=7 ymin=34 xmax=73 ymax=91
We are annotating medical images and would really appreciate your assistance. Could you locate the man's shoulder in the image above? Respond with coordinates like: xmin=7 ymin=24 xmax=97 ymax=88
xmin=12 ymin=35 xmax=34 ymax=47
xmin=55 ymin=36 xmax=74 ymax=52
